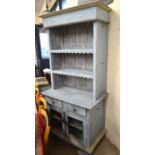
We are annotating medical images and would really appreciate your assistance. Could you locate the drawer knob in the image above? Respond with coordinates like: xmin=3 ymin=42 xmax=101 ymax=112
xmin=73 ymin=108 xmax=77 ymax=112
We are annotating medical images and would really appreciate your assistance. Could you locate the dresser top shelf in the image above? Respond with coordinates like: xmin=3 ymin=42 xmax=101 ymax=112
xmin=52 ymin=69 xmax=93 ymax=79
xmin=42 ymin=87 xmax=106 ymax=109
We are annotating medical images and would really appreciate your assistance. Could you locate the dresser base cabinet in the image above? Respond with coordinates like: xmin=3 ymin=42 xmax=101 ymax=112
xmin=45 ymin=95 xmax=106 ymax=148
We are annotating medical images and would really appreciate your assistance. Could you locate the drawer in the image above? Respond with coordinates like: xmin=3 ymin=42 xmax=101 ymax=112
xmin=45 ymin=97 xmax=63 ymax=109
xmin=63 ymin=102 xmax=86 ymax=117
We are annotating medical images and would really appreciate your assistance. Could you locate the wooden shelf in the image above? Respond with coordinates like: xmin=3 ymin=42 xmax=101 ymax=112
xmin=51 ymin=49 xmax=93 ymax=54
xmin=69 ymin=132 xmax=83 ymax=143
xmin=69 ymin=123 xmax=83 ymax=130
xmin=51 ymin=115 xmax=62 ymax=121
xmin=42 ymin=86 xmax=93 ymax=108
xmin=52 ymin=69 xmax=93 ymax=79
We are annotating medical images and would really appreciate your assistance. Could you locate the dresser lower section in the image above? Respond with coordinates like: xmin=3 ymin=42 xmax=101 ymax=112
xmin=44 ymin=95 xmax=106 ymax=148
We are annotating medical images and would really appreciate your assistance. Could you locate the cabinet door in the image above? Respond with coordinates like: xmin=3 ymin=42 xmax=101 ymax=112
xmin=65 ymin=112 xmax=87 ymax=146
xmin=49 ymin=107 xmax=65 ymax=135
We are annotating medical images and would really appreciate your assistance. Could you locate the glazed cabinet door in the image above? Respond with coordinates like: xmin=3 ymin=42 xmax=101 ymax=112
xmin=48 ymin=107 xmax=65 ymax=135
xmin=65 ymin=112 xmax=87 ymax=146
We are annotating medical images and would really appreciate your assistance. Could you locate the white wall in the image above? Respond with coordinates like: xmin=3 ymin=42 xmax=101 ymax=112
xmin=35 ymin=0 xmax=46 ymax=24
xmin=106 ymin=0 xmax=120 ymax=149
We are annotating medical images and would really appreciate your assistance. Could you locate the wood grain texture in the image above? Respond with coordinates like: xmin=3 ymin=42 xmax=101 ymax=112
xmin=51 ymin=49 xmax=93 ymax=54
xmin=52 ymin=53 xmax=93 ymax=70
xmin=63 ymin=102 xmax=86 ymax=117
xmin=65 ymin=111 xmax=87 ymax=146
xmin=87 ymin=99 xmax=105 ymax=146
xmin=41 ymin=3 xmax=110 ymax=150
xmin=53 ymin=74 xmax=93 ymax=91
xmin=52 ymin=69 xmax=93 ymax=79
xmin=40 ymin=0 xmax=112 ymax=18
xmin=50 ymin=23 xmax=93 ymax=49
xmin=51 ymin=127 xmax=106 ymax=153
xmin=42 ymin=6 xmax=109 ymax=28
xmin=46 ymin=30 xmax=55 ymax=89
xmin=42 ymin=87 xmax=106 ymax=109
xmin=45 ymin=96 xmax=106 ymax=148
xmin=93 ymin=21 xmax=108 ymax=100
xmin=45 ymin=97 xmax=63 ymax=108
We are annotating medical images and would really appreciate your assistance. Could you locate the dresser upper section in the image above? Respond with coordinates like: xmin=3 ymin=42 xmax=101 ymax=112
xmin=40 ymin=1 xmax=112 ymax=28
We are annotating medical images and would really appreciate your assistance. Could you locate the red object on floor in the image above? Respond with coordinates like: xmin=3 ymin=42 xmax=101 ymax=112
xmin=35 ymin=113 xmax=46 ymax=155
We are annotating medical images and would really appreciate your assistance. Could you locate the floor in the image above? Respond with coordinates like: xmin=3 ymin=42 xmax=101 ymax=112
xmin=46 ymin=134 xmax=119 ymax=155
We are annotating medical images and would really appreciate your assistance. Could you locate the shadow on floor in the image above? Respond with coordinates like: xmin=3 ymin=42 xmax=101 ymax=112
xmin=46 ymin=133 xmax=119 ymax=155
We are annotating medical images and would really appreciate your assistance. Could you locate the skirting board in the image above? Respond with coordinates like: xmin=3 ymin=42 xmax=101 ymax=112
xmin=52 ymin=128 xmax=106 ymax=154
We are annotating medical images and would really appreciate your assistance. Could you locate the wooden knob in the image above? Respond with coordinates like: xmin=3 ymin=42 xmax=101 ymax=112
xmin=73 ymin=108 xmax=77 ymax=112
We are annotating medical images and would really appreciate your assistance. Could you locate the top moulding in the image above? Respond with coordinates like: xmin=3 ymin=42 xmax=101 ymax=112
xmin=40 ymin=1 xmax=112 ymax=28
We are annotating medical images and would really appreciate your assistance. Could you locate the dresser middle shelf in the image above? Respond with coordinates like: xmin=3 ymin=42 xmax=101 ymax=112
xmin=52 ymin=69 xmax=93 ymax=79
xmin=50 ymin=49 xmax=93 ymax=54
